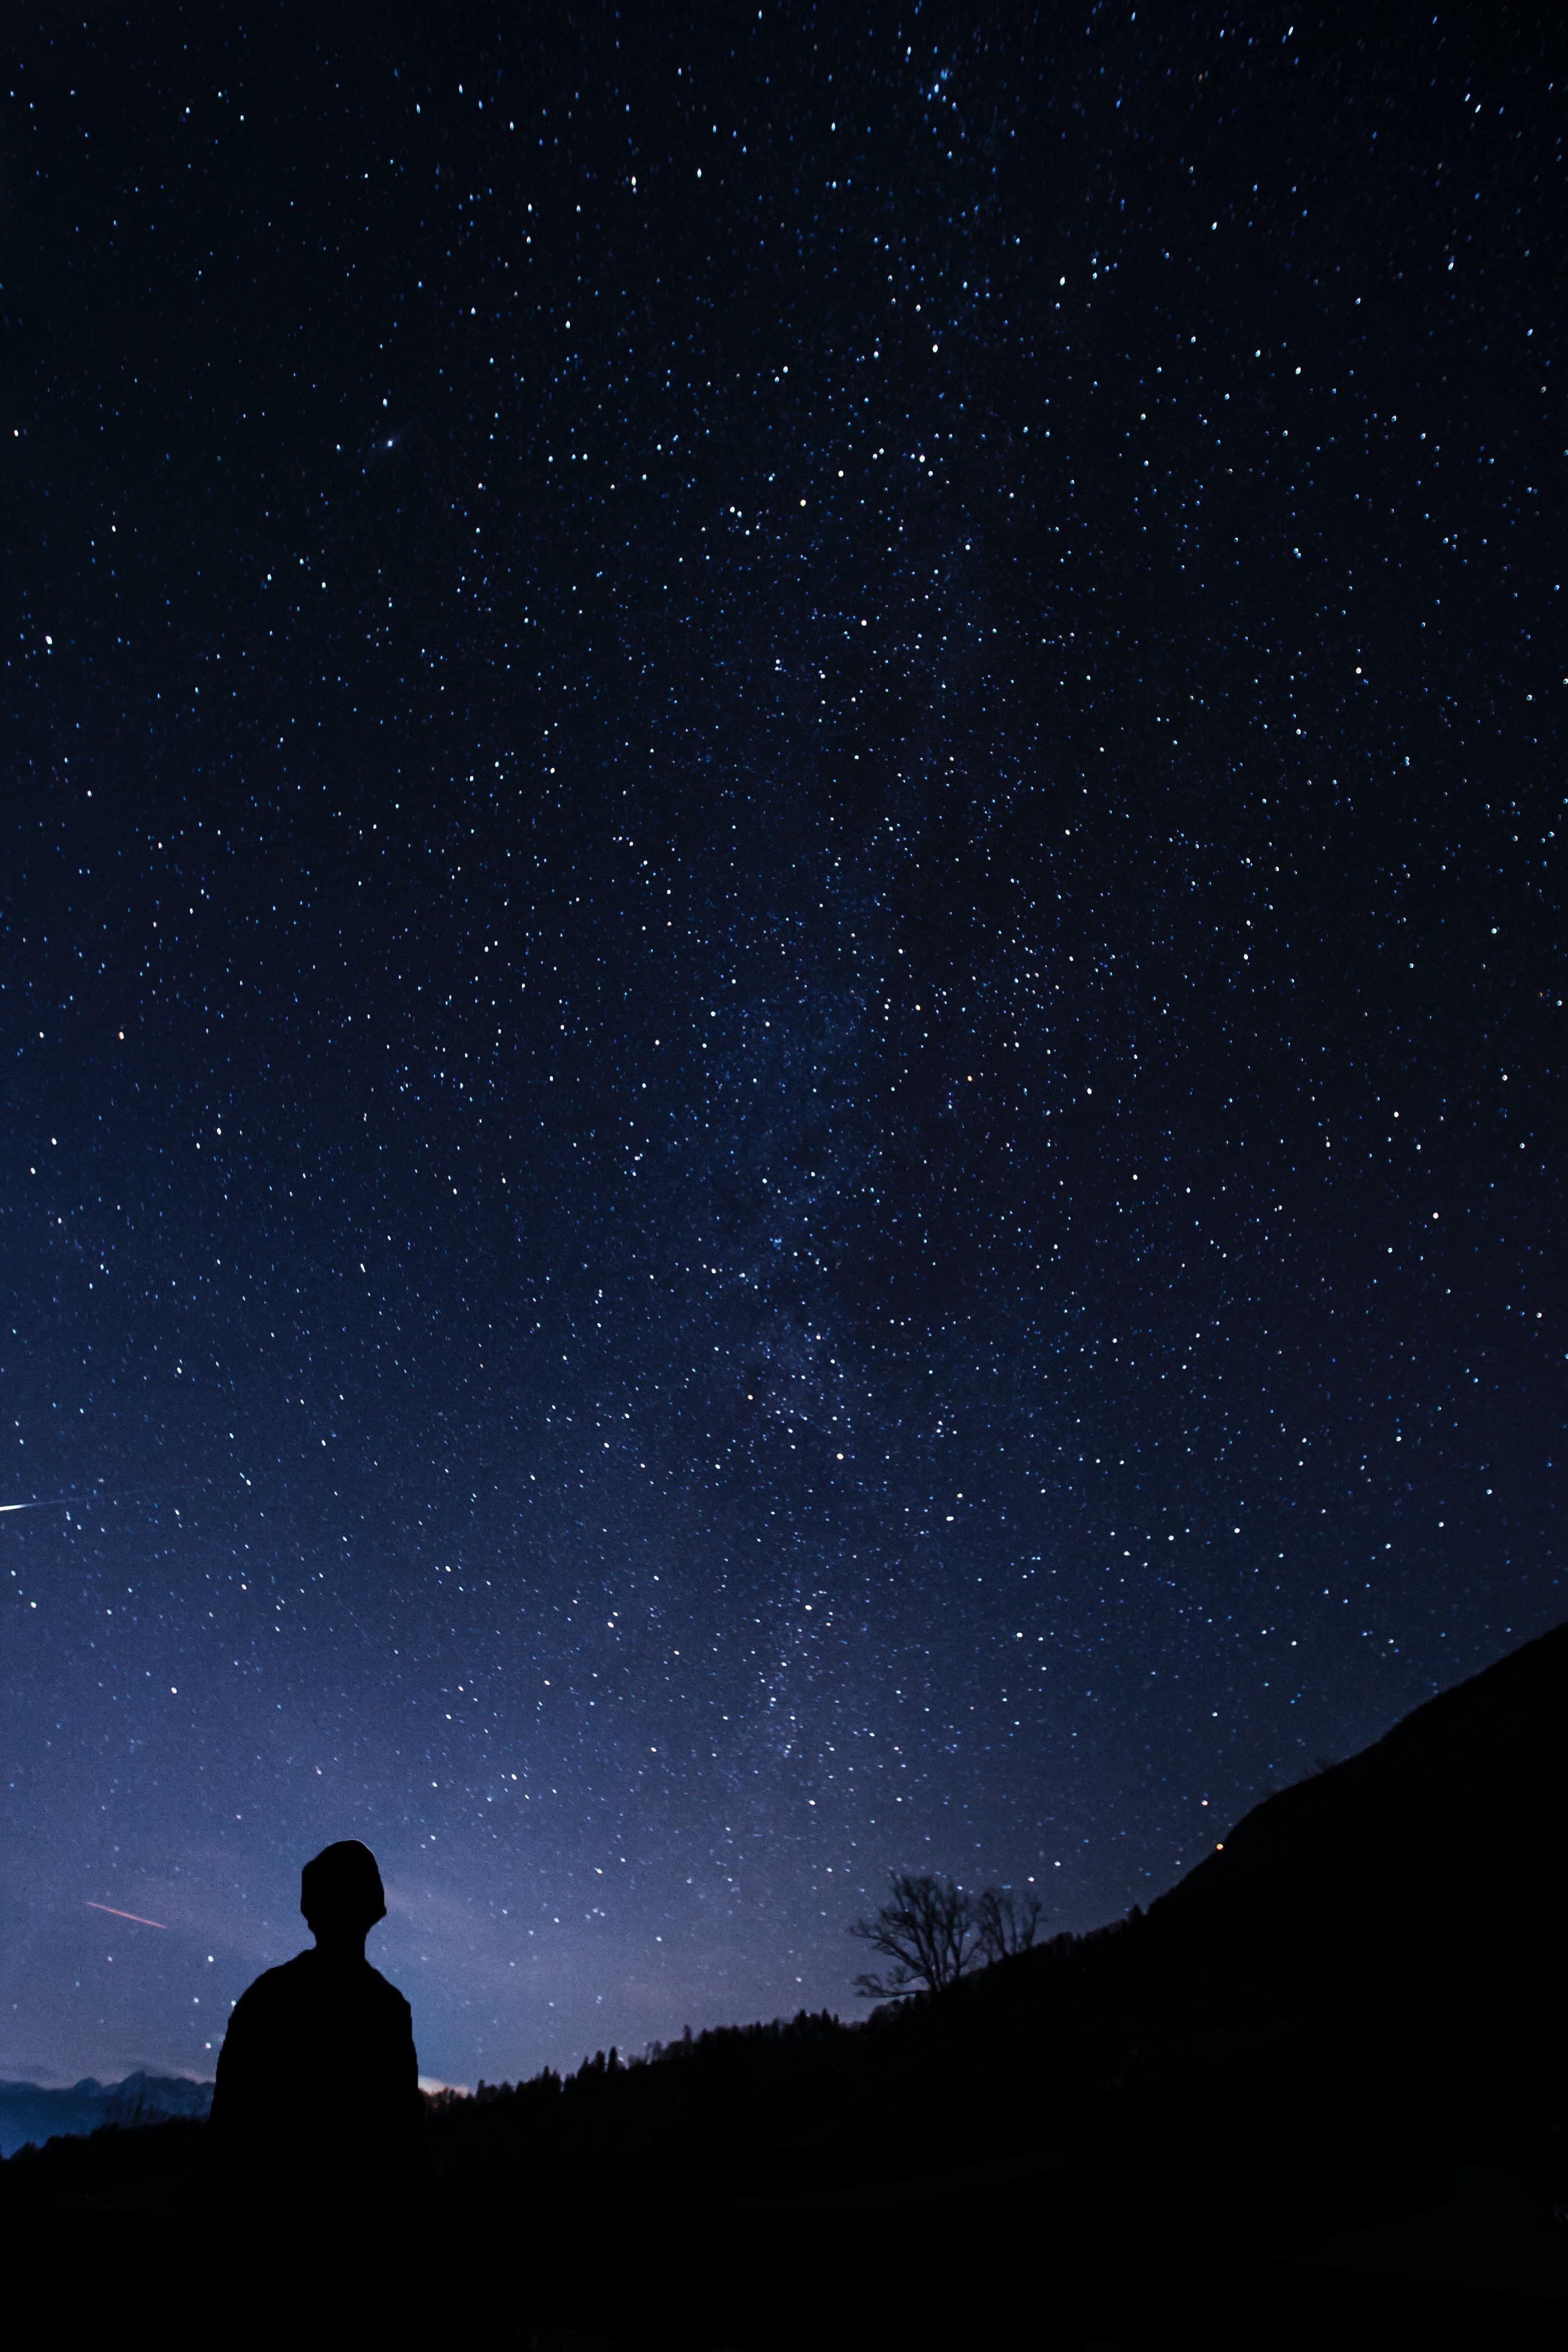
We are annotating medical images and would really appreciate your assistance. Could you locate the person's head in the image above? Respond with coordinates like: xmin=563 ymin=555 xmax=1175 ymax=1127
xmin=301 ymin=1839 xmax=386 ymax=1954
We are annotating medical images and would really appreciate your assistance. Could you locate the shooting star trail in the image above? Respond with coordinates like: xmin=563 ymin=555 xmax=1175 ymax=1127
xmin=1 ymin=1484 xmax=211 ymax=1515
xmin=86 ymin=1902 xmax=169 ymax=1929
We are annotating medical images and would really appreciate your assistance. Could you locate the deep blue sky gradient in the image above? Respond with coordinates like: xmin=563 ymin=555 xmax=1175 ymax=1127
xmin=2 ymin=2 xmax=1563 ymax=2089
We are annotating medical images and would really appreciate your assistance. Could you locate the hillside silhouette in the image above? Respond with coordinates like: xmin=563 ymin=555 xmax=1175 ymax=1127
xmin=4 ymin=1623 xmax=1566 ymax=2347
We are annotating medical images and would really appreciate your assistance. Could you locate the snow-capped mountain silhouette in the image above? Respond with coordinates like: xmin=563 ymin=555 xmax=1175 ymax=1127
xmin=0 ymin=2071 xmax=211 ymax=2158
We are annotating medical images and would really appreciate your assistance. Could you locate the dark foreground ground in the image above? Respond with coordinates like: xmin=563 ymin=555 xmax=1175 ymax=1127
xmin=8 ymin=2036 xmax=1568 ymax=2352
xmin=9 ymin=2156 xmax=1568 ymax=2351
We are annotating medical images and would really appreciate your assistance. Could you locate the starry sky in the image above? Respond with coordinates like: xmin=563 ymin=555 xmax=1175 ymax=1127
xmin=2 ymin=3 xmax=1563 ymax=2093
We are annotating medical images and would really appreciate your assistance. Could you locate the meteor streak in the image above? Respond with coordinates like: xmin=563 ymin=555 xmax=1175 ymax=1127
xmin=1 ymin=1484 xmax=209 ymax=1515
xmin=86 ymin=1902 xmax=169 ymax=1929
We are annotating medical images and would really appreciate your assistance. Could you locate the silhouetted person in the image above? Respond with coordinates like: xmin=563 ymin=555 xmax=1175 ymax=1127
xmin=209 ymin=1840 xmax=425 ymax=2235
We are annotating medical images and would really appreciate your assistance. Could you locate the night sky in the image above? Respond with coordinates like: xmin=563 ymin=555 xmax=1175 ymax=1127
xmin=3 ymin=4 xmax=1563 ymax=2095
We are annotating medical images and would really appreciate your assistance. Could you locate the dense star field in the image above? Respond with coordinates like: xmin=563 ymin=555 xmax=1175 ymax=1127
xmin=2 ymin=5 xmax=1562 ymax=2092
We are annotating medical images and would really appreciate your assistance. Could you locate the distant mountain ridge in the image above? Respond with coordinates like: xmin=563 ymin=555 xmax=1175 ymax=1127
xmin=0 ymin=2071 xmax=212 ymax=2158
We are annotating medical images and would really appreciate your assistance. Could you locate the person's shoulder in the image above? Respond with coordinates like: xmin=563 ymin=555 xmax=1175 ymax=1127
xmin=234 ymin=1952 xmax=315 ymax=2008
xmin=362 ymin=1961 xmax=413 ymax=2016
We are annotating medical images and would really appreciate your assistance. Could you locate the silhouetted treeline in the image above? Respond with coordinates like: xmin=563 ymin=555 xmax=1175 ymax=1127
xmin=414 ymin=1913 xmax=1206 ymax=2177
xmin=422 ymin=2005 xmax=857 ymax=2171
xmin=0 ymin=2114 xmax=208 ymax=2216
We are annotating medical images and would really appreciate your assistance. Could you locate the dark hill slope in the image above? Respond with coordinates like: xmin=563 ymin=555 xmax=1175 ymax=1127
xmin=1156 ymin=1616 xmax=1568 ymax=1987
xmin=425 ymin=1628 xmax=1568 ymax=2348
xmin=939 ymin=1619 xmax=1568 ymax=2133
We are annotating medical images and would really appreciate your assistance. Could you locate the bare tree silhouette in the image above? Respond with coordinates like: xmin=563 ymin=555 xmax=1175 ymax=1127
xmin=972 ymin=1883 xmax=1043 ymax=1964
xmin=846 ymin=1871 xmax=983 ymax=2001
xmin=847 ymin=1872 xmax=1045 ymax=2000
